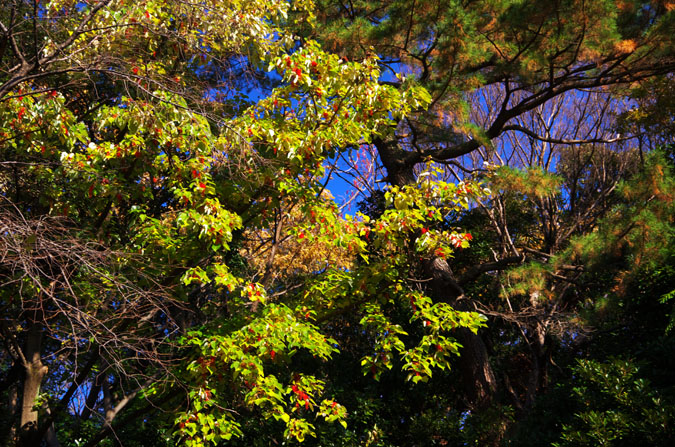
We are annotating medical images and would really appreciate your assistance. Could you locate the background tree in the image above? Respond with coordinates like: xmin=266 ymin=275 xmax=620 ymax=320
xmin=301 ymin=0 xmax=675 ymax=443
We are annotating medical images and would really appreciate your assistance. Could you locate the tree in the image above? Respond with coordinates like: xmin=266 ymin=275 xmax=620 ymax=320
xmin=1 ymin=1 xmax=482 ymax=446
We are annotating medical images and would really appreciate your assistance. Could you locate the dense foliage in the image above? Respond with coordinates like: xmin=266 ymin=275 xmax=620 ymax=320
xmin=1 ymin=1 xmax=674 ymax=446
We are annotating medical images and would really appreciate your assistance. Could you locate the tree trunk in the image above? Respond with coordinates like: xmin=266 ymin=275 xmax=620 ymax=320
xmin=102 ymin=379 xmax=115 ymax=430
xmin=427 ymin=253 xmax=497 ymax=408
xmin=377 ymin=138 xmax=498 ymax=408
xmin=374 ymin=137 xmax=417 ymax=186
xmin=19 ymin=323 xmax=48 ymax=447
xmin=455 ymin=326 xmax=498 ymax=407
xmin=80 ymin=378 xmax=103 ymax=422
xmin=43 ymin=404 xmax=61 ymax=447
xmin=523 ymin=319 xmax=548 ymax=410
xmin=6 ymin=380 xmax=20 ymax=446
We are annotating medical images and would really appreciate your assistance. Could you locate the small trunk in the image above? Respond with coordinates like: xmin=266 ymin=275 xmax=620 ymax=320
xmin=19 ymin=323 xmax=48 ymax=447
xmin=43 ymin=404 xmax=61 ymax=447
xmin=0 ymin=360 xmax=21 ymax=445
xmin=102 ymin=380 xmax=115 ymax=429
xmin=80 ymin=379 xmax=102 ymax=422
xmin=523 ymin=320 xmax=548 ymax=409
xmin=6 ymin=380 xmax=20 ymax=446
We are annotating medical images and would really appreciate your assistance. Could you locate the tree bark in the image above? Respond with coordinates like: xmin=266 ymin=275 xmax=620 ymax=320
xmin=19 ymin=322 xmax=48 ymax=447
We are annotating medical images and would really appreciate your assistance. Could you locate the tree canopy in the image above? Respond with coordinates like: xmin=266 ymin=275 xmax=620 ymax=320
xmin=1 ymin=1 xmax=674 ymax=446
